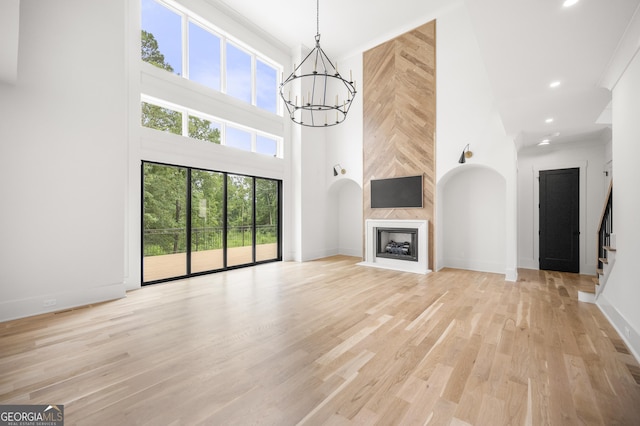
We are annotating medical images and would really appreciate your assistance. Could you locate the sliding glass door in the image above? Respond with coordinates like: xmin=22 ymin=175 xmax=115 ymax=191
xmin=255 ymin=178 xmax=279 ymax=262
xmin=191 ymin=169 xmax=224 ymax=273
xmin=142 ymin=162 xmax=281 ymax=284
xmin=142 ymin=163 xmax=188 ymax=282
xmin=227 ymin=174 xmax=254 ymax=267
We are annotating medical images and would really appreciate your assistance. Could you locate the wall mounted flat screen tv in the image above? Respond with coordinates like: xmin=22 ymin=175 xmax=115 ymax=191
xmin=371 ymin=175 xmax=423 ymax=208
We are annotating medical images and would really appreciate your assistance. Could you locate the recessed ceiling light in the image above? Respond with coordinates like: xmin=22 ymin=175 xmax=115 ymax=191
xmin=563 ymin=0 xmax=579 ymax=7
xmin=549 ymin=81 xmax=561 ymax=88
xmin=545 ymin=118 xmax=554 ymax=123
xmin=538 ymin=139 xmax=551 ymax=146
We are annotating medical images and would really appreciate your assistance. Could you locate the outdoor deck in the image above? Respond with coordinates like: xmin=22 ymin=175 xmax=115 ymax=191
xmin=143 ymin=243 xmax=278 ymax=282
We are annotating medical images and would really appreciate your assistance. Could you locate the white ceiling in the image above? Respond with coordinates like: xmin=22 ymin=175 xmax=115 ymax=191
xmin=208 ymin=0 xmax=640 ymax=149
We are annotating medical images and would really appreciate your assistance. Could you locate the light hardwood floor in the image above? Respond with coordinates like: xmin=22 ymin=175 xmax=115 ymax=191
xmin=1 ymin=256 xmax=639 ymax=425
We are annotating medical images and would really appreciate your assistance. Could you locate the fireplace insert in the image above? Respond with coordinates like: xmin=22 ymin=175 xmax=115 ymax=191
xmin=376 ymin=227 xmax=418 ymax=262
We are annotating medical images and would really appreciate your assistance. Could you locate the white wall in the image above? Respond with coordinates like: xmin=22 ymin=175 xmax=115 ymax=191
xmin=283 ymin=47 xmax=364 ymax=262
xmin=0 ymin=0 xmax=20 ymax=84
xmin=441 ymin=166 xmax=506 ymax=273
xmin=435 ymin=4 xmax=518 ymax=279
xmin=325 ymin=53 xmax=364 ymax=258
xmin=517 ymin=140 xmax=608 ymax=274
xmin=0 ymin=0 xmax=127 ymax=321
xmin=338 ymin=181 xmax=363 ymax=257
xmin=324 ymin=179 xmax=363 ymax=257
xmin=298 ymin=126 xmax=330 ymax=261
xmin=599 ymin=49 xmax=640 ymax=360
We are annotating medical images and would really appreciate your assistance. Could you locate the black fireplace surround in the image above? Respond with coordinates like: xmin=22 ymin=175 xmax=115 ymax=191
xmin=376 ymin=227 xmax=418 ymax=262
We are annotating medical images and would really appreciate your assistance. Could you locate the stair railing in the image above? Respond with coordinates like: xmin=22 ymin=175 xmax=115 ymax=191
xmin=597 ymin=181 xmax=613 ymax=271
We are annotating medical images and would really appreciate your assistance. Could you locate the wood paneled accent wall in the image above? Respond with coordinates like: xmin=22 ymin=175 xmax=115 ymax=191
xmin=363 ymin=20 xmax=436 ymax=269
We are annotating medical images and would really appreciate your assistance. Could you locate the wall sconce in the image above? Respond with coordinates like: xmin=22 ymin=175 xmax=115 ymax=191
xmin=333 ymin=164 xmax=346 ymax=176
xmin=458 ymin=144 xmax=473 ymax=164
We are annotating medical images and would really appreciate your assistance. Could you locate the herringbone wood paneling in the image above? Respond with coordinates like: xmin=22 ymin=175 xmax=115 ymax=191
xmin=363 ymin=21 xmax=436 ymax=268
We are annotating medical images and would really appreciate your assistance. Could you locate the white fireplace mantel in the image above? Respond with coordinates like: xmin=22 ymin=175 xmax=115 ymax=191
xmin=358 ymin=219 xmax=431 ymax=274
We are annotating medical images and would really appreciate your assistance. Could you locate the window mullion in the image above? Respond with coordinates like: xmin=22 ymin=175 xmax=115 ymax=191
xmin=182 ymin=14 xmax=189 ymax=80
xmin=221 ymin=37 xmax=227 ymax=94
xmin=182 ymin=107 xmax=189 ymax=137
xmin=252 ymin=55 xmax=257 ymax=107
xmin=186 ymin=168 xmax=192 ymax=275
xmin=252 ymin=176 xmax=256 ymax=264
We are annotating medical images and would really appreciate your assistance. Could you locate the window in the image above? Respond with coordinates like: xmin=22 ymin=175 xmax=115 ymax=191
xmin=256 ymin=135 xmax=278 ymax=157
xmin=141 ymin=101 xmax=182 ymax=135
xmin=188 ymin=115 xmax=221 ymax=144
xmin=140 ymin=0 xmax=282 ymax=115
xmin=188 ymin=21 xmax=221 ymax=91
xmin=141 ymin=0 xmax=182 ymax=75
xmin=141 ymin=96 xmax=281 ymax=156
xmin=143 ymin=162 xmax=281 ymax=283
xmin=225 ymin=126 xmax=252 ymax=152
xmin=225 ymin=43 xmax=252 ymax=104
xmin=256 ymin=59 xmax=278 ymax=114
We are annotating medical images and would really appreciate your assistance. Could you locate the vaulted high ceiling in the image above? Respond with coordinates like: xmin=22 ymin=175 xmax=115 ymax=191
xmin=209 ymin=0 xmax=640 ymax=149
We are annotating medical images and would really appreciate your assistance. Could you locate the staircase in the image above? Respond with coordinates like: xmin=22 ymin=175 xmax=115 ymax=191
xmin=579 ymin=182 xmax=613 ymax=303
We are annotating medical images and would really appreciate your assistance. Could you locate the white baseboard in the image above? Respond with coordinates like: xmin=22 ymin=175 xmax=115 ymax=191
xmin=301 ymin=248 xmax=338 ymax=262
xmin=518 ymin=258 xmax=598 ymax=276
xmin=505 ymin=268 xmax=518 ymax=282
xmin=443 ymin=257 xmax=505 ymax=275
xmin=518 ymin=258 xmax=538 ymax=270
xmin=597 ymin=294 xmax=640 ymax=364
xmin=0 ymin=283 xmax=126 ymax=323
xmin=578 ymin=290 xmax=596 ymax=304
xmin=338 ymin=248 xmax=362 ymax=257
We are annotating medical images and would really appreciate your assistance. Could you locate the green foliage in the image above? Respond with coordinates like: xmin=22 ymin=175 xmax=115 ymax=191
xmin=256 ymin=179 xmax=277 ymax=226
xmin=227 ymin=175 xmax=253 ymax=230
xmin=143 ymin=164 xmax=187 ymax=255
xmin=141 ymin=102 xmax=182 ymax=134
xmin=141 ymin=30 xmax=174 ymax=72
xmin=189 ymin=116 xmax=221 ymax=144
xmin=140 ymin=31 xmax=223 ymax=145
xmin=144 ymin=165 xmax=279 ymax=257
xmin=191 ymin=170 xmax=223 ymax=229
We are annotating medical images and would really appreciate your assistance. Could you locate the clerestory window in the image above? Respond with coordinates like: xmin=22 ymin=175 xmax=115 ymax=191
xmin=141 ymin=0 xmax=281 ymax=115
xmin=141 ymin=96 xmax=281 ymax=157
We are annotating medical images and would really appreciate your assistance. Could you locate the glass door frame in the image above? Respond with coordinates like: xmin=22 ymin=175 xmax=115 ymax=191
xmin=141 ymin=161 xmax=282 ymax=285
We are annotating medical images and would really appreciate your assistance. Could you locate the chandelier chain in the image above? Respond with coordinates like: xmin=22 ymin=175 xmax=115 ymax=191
xmin=316 ymin=0 xmax=320 ymax=37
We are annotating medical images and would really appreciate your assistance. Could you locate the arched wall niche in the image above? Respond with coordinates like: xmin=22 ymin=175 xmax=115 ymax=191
xmin=437 ymin=164 xmax=506 ymax=274
xmin=327 ymin=178 xmax=363 ymax=257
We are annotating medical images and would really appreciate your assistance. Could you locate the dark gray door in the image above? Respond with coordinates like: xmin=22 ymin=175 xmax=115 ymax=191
xmin=539 ymin=168 xmax=579 ymax=273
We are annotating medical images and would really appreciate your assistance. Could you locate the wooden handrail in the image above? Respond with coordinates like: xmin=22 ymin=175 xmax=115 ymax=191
xmin=597 ymin=180 xmax=613 ymax=232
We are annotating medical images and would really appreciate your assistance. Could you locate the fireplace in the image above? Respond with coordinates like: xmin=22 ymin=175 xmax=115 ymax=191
xmin=359 ymin=219 xmax=430 ymax=274
xmin=376 ymin=228 xmax=418 ymax=262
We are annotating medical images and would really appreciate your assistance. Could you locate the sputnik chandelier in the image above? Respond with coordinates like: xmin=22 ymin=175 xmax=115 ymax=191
xmin=279 ymin=0 xmax=357 ymax=127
